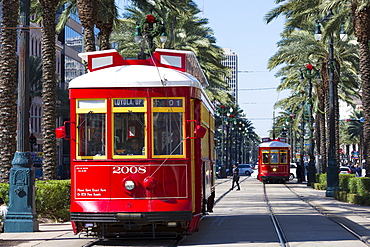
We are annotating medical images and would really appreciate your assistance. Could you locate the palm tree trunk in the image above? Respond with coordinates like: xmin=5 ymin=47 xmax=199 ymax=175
xmin=0 ymin=0 xmax=20 ymax=182
xmin=359 ymin=41 xmax=370 ymax=177
xmin=351 ymin=2 xmax=370 ymax=177
xmin=96 ymin=0 xmax=115 ymax=51
xmin=77 ymin=0 xmax=97 ymax=52
xmin=39 ymin=0 xmax=59 ymax=179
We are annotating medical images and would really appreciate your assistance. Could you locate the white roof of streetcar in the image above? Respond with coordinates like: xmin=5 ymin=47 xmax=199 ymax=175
xmin=69 ymin=64 xmax=202 ymax=89
xmin=260 ymin=140 xmax=290 ymax=148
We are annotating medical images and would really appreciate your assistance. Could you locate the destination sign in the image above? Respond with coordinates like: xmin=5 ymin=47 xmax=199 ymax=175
xmin=153 ymin=99 xmax=183 ymax=107
xmin=114 ymin=99 xmax=144 ymax=107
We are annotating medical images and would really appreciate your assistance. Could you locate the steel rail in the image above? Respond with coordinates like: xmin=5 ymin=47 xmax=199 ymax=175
xmin=263 ymin=184 xmax=289 ymax=247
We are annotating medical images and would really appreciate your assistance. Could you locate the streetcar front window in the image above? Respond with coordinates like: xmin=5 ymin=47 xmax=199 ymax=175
xmin=270 ymin=150 xmax=279 ymax=164
xmin=114 ymin=113 xmax=145 ymax=156
xmin=262 ymin=150 xmax=269 ymax=164
xmin=78 ymin=113 xmax=106 ymax=156
xmin=153 ymin=112 xmax=183 ymax=155
xmin=280 ymin=150 xmax=288 ymax=164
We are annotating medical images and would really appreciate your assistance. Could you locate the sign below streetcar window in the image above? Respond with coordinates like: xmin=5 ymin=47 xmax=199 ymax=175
xmin=154 ymin=99 xmax=183 ymax=107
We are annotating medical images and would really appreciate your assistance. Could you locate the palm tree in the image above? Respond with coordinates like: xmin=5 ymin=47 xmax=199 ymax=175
xmin=266 ymin=0 xmax=361 ymax=172
xmin=76 ymin=0 xmax=97 ymax=52
xmin=323 ymin=1 xmax=370 ymax=177
xmin=344 ymin=110 xmax=364 ymax=164
xmin=96 ymin=0 xmax=117 ymax=50
xmin=0 ymin=0 xmax=20 ymax=182
xmin=268 ymin=24 xmax=359 ymax=172
xmin=38 ymin=0 xmax=60 ymax=179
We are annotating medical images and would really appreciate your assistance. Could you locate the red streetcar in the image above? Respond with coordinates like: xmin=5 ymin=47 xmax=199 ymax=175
xmin=257 ymin=137 xmax=291 ymax=183
xmin=57 ymin=49 xmax=216 ymax=237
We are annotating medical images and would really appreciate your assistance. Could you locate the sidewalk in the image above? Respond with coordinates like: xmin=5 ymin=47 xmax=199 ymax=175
xmin=0 ymin=222 xmax=96 ymax=247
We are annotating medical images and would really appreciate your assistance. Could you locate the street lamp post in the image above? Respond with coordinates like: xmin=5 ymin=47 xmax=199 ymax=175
xmin=300 ymin=64 xmax=317 ymax=186
xmin=315 ymin=10 xmax=346 ymax=197
xmin=5 ymin=0 xmax=39 ymax=232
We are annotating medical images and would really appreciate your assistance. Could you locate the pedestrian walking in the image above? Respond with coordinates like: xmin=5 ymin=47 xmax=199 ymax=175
xmin=230 ymin=163 xmax=240 ymax=190
xmin=356 ymin=164 xmax=362 ymax=177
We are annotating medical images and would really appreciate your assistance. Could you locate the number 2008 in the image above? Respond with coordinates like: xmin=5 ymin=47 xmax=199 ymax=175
xmin=112 ymin=166 xmax=147 ymax=174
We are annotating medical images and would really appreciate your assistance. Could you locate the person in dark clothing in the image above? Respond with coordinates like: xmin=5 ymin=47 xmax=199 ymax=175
xmin=124 ymin=137 xmax=142 ymax=155
xmin=296 ymin=162 xmax=303 ymax=183
xmin=230 ymin=163 xmax=240 ymax=190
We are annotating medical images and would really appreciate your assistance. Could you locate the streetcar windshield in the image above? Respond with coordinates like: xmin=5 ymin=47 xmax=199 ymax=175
xmin=114 ymin=113 xmax=145 ymax=155
xmin=280 ymin=150 xmax=288 ymax=164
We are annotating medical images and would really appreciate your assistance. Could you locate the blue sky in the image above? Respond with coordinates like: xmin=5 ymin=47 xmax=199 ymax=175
xmin=116 ymin=0 xmax=289 ymax=137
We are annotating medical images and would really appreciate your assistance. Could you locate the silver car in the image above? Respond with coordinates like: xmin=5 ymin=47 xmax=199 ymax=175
xmin=237 ymin=164 xmax=254 ymax=176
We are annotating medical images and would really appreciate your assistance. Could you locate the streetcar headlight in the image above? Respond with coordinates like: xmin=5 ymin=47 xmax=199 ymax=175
xmin=124 ymin=180 xmax=135 ymax=191
xmin=272 ymin=168 xmax=277 ymax=172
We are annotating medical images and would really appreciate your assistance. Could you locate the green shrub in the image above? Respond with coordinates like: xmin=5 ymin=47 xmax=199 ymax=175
xmin=0 ymin=180 xmax=70 ymax=222
xmin=337 ymin=191 xmax=347 ymax=201
xmin=0 ymin=183 xmax=9 ymax=203
xmin=348 ymin=177 xmax=370 ymax=196
xmin=35 ymin=180 xmax=70 ymax=222
xmin=347 ymin=193 xmax=366 ymax=205
xmin=314 ymin=183 xmax=326 ymax=190
xmin=316 ymin=173 xmax=327 ymax=185
xmin=339 ymin=174 xmax=355 ymax=192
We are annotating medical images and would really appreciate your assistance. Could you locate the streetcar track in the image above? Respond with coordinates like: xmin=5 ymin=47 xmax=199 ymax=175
xmin=285 ymin=184 xmax=370 ymax=246
xmin=263 ymin=183 xmax=289 ymax=247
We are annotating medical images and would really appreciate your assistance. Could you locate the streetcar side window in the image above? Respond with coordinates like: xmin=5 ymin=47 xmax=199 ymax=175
xmin=114 ymin=113 xmax=145 ymax=156
xmin=153 ymin=112 xmax=183 ymax=155
xmin=270 ymin=150 xmax=279 ymax=164
xmin=78 ymin=113 xmax=106 ymax=157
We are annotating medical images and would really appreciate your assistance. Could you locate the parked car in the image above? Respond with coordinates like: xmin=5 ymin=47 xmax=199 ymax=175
xmin=238 ymin=164 xmax=254 ymax=176
xmin=226 ymin=164 xmax=254 ymax=176
xmin=339 ymin=166 xmax=352 ymax=174
xmin=289 ymin=163 xmax=297 ymax=180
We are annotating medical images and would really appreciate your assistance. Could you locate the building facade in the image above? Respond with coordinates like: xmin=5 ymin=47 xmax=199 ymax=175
xmin=221 ymin=48 xmax=238 ymax=103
